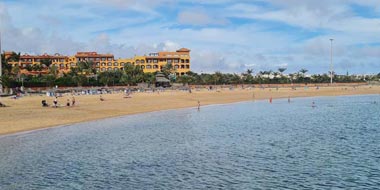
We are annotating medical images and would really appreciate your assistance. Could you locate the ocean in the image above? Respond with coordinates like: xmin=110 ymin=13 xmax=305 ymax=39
xmin=0 ymin=95 xmax=379 ymax=189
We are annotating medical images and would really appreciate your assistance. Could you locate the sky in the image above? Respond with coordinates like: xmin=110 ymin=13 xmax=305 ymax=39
xmin=0 ymin=0 xmax=379 ymax=74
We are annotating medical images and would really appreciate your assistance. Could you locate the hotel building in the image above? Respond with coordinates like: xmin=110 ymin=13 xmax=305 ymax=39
xmin=6 ymin=48 xmax=191 ymax=76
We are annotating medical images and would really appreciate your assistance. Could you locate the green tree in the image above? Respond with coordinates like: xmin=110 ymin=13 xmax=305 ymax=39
xmin=161 ymin=63 xmax=175 ymax=79
xmin=121 ymin=63 xmax=144 ymax=85
xmin=40 ymin=59 xmax=52 ymax=68
xmin=177 ymin=74 xmax=194 ymax=85
xmin=32 ymin=64 xmax=43 ymax=71
xmin=231 ymin=73 xmax=242 ymax=84
xmin=0 ymin=75 xmax=12 ymax=89
xmin=242 ymin=69 xmax=254 ymax=84
xmin=278 ymin=67 xmax=287 ymax=75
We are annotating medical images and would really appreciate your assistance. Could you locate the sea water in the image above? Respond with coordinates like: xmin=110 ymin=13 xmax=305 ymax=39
xmin=0 ymin=95 xmax=379 ymax=189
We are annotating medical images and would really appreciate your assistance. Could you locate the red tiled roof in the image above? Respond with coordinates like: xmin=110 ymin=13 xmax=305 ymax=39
xmin=176 ymin=48 xmax=190 ymax=52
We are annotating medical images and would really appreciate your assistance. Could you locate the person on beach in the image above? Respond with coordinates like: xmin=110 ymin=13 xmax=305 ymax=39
xmin=100 ymin=95 xmax=105 ymax=101
xmin=71 ymin=96 xmax=75 ymax=106
xmin=41 ymin=100 xmax=49 ymax=107
xmin=197 ymin=100 xmax=201 ymax=110
xmin=66 ymin=99 xmax=70 ymax=107
xmin=53 ymin=97 xmax=58 ymax=108
xmin=0 ymin=101 xmax=6 ymax=107
xmin=269 ymin=97 xmax=272 ymax=103
xmin=288 ymin=96 xmax=291 ymax=103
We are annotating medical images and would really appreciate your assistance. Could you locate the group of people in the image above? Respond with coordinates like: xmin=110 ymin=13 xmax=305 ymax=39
xmin=42 ymin=96 xmax=75 ymax=108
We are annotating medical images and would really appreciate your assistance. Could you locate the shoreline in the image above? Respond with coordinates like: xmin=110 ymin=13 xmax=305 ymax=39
xmin=1 ymin=85 xmax=379 ymax=136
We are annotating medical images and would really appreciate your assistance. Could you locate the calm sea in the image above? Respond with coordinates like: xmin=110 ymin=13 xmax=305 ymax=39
xmin=1 ymin=95 xmax=380 ymax=189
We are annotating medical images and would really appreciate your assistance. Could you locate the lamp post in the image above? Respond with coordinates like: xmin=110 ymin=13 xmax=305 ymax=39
xmin=0 ymin=31 xmax=3 ymax=94
xmin=330 ymin=38 xmax=334 ymax=84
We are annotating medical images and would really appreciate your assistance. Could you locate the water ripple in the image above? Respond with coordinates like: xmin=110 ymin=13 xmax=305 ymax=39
xmin=1 ymin=95 xmax=380 ymax=189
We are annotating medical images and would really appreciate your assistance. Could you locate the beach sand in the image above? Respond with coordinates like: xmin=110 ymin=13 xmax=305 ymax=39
xmin=0 ymin=85 xmax=379 ymax=135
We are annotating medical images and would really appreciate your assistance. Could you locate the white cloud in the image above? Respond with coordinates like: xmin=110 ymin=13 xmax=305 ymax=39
xmin=177 ymin=10 xmax=228 ymax=26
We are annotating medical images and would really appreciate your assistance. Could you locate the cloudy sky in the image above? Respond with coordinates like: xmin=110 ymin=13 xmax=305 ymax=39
xmin=1 ymin=0 xmax=379 ymax=74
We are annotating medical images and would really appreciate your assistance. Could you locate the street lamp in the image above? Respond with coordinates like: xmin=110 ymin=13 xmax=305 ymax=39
xmin=0 ymin=31 xmax=2 ymax=94
xmin=330 ymin=38 xmax=334 ymax=84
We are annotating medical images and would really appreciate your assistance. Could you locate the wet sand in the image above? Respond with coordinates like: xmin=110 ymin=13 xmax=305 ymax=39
xmin=0 ymin=85 xmax=379 ymax=135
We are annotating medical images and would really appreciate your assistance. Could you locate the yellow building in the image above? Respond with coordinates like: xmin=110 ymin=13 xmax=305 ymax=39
xmin=6 ymin=48 xmax=191 ymax=76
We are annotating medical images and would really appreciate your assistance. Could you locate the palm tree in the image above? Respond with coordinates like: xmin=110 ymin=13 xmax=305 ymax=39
xmin=11 ymin=64 xmax=21 ymax=80
xmin=49 ymin=64 xmax=59 ymax=78
xmin=122 ymin=63 xmax=144 ymax=85
xmin=246 ymin=69 xmax=253 ymax=75
xmin=299 ymin=68 xmax=308 ymax=76
xmin=7 ymin=52 xmax=21 ymax=62
xmin=246 ymin=69 xmax=254 ymax=83
xmin=161 ymin=63 xmax=176 ymax=81
xmin=40 ymin=59 xmax=52 ymax=68
xmin=298 ymin=69 xmax=309 ymax=83
xmin=278 ymin=67 xmax=286 ymax=75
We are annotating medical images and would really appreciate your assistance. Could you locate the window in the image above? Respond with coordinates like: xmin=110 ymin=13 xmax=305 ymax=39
xmin=186 ymin=65 xmax=190 ymax=69
xmin=60 ymin=59 xmax=65 ymax=62
xmin=185 ymin=59 xmax=189 ymax=63
xmin=181 ymin=59 xmax=185 ymax=63
xmin=101 ymin=68 xmax=106 ymax=71
xmin=153 ymin=59 xmax=158 ymax=63
xmin=167 ymin=59 xmax=172 ymax=63
xmin=174 ymin=65 xmax=179 ymax=69
xmin=96 ymin=58 xmax=100 ymax=61
xmin=181 ymin=65 xmax=185 ymax=69
xmin=141 ymin=65 xmax=145 ymax=69
xmin=114 ymin=62 xmax=118 ymax=66
xmin=148 ymin=59 xmax=152 ymax=63
xmin=126 ymin=62 xmax=131 ymax=65
xmin=174 ymin=59 xmax=179 ymax=63
xmin=60 ymin=64 xmax=65 ymax=68
xmin=107 ymin=57 xmax=112 ymax=61
xmin=96 ymin=62 xmax=100 ymax=66
xmin=108 ymin=62 xmax=112 ymax=66
xmin=153 ymin=65 xmax=158 ymax=69
xmin=107 ymin=67 xmax=112 ymax=71
xmin=70 ymin=62 xmax=76 ymax=67
xmin=101 ymin=57 xmax=106 ymax=61
xmin=114 ymin=67 xmax=119 ymax=71
xmin=89 ymin=58 xmax=94 ymax=61
xmin=120 ymin=62 xmax=125 ymax=66
xmin=141 ymin=60 xmax=145 ymax=64
xmin=146 ymin=65 xmax=152 ymax=69
xmin=136 ymin=60 xmax=140 ymax=64
xmin=96 ymin=68 xmax=100 ymax=72
xmin=101 ymin=62 xmax=106 ymax=66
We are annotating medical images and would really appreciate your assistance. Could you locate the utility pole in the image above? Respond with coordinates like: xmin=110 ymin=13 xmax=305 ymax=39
xmin=330 ymin=38 xmax=334 ymax=84
xmin=0 ymin=31 xmax=3 ymax=94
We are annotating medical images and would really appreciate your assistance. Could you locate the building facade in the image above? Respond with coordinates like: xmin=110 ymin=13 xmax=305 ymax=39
xmin=6 ymin=48 xmax=191 ymax=76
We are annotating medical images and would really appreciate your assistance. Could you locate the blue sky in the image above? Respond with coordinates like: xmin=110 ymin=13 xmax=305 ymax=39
xmin=1 ymin=0 xmax=379 ymax=74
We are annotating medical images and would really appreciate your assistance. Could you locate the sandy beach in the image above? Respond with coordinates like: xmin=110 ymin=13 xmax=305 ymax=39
xmin=0 ymin=84 xmax=379 ymax=135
